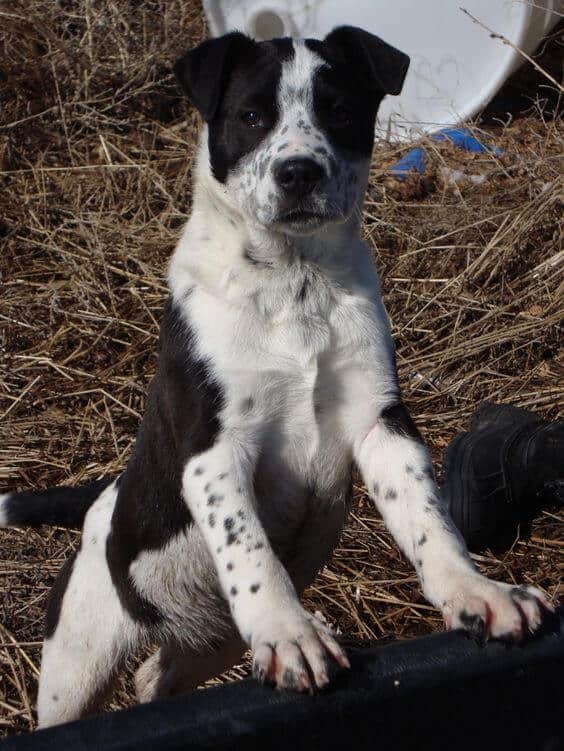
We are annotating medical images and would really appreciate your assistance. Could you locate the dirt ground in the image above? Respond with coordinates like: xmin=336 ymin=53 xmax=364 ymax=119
xmin=0 ymin=1 xmax=562 ymax=737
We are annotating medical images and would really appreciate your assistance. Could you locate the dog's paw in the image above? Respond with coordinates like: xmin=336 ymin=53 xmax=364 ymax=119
xmin=251 ymin=608 xmax=350 ymax=692
xmin=441 ymin=573 xmax=553 ymax=642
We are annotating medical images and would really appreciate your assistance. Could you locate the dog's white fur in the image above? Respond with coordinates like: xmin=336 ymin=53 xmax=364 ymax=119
xmin=14 ymin=40 xmax=549 ymax=728
xmin=0 ymin=494 xmax=9 ymax=527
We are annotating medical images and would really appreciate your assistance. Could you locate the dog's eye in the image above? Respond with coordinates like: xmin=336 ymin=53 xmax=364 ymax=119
xmin=241 ymin=110 xmax=264 ymax=128
xmin=330 ymin=104 xmax=353 ymax=128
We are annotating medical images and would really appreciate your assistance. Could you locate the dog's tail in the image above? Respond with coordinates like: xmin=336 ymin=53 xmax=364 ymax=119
xmin=0 ymin=477 xmax=115 ymax=530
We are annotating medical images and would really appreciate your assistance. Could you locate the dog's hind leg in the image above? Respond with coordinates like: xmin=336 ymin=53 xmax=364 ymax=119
xmin=37 ymin=482 xmax=141 ymax=728
xmin=135 ymin=635 xmax=245 ymax=703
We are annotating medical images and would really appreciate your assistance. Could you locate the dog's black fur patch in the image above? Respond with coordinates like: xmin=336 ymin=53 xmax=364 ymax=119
xmin=106 ymin=299 xmax=224 ymax=626
xmin=381 ymin=403 xmax=423 ymax=444
xmin=176 ymin=35 xmax=294 ymax=183
xmin=2 ymin=477 xmax=114 ymax=530
xmin=207 ymin=38 xmax=294 ymax=182
xmin=307 ymin=28 xmax=409 ymax=158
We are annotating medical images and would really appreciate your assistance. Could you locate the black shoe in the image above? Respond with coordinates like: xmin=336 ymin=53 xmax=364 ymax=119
xmin=442 ymin=402 xmax=564 ymax=551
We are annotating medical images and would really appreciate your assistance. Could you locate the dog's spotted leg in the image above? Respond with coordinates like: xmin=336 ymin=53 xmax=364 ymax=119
xmin=354 ymin=402 xmax=553 ymax=642
xmin=37 ymin=483 xmax=140 ymax=727
xmin=182 ymin=439 xmax=349 ymax=692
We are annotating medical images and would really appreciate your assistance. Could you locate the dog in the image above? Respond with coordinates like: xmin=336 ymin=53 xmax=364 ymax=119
xmin=0 ymin=26 xmax=552 ymax=728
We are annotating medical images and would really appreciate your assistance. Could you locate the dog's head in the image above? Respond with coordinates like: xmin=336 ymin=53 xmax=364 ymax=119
xmin=175 ymin=27 xmax=409 ymax=236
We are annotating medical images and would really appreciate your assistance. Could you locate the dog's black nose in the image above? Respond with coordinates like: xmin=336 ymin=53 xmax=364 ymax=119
xmin=274 ymin=158 xmax=325 ymax=196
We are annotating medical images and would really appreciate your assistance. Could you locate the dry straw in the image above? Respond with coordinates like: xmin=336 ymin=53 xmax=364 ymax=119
xmin=0 ymin=0 xmax=562 ymax=735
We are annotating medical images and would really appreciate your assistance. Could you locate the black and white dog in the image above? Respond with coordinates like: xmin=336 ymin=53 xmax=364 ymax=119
xmin=0 ymin=27 xmax=552 ymax=728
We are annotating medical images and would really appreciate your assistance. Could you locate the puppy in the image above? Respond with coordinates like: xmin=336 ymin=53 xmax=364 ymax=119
xmin=0 ymin=27 xmax=552 ymax=728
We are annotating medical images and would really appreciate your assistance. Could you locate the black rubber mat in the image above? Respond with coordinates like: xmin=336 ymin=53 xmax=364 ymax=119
xmin=3 ymin=607 xmax=562 ymax=751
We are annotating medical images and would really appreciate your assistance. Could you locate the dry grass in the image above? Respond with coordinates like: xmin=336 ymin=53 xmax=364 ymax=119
xmin=0 ymin=0 xmax=562 ymax=738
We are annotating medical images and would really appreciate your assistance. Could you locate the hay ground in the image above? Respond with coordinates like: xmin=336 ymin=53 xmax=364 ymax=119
xmin=0 ymin=0 xmax=562 ymax=737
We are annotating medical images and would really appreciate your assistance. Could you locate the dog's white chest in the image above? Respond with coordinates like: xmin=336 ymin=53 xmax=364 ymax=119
xmin=183 ymin=258 xmax=395 ymax=488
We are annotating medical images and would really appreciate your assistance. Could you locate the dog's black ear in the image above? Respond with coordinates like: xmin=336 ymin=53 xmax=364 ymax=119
xmin=324 ymin=26 xmax=410 ymax=96
xmin=174 ymin=33 xmax=255 ymax=121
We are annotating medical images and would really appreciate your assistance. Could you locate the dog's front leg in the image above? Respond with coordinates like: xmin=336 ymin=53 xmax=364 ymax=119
xmin=183 ymin=437 xmax=349 ymax=691
xmin=354 ymin=401 xmax=552 ymax=641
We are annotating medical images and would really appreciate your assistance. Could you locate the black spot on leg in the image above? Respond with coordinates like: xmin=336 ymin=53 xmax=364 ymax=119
xmin=208 ymin=513 xmax=216 ymax=528
xmin=405 ymin=465 xmax=414 ymax=474
xmin=250 ymin=583 xmax=261 ymax=593
xmin=254 ymin=542 xmax=264 ymax=550
xmin=218 ymin=473 xmax=228 ymax=480
xmin=224 ymin=517 xmax=234 ymax=531
xmin=52 ymin=694 xmax=59 ymax=702
xmin=415 ymin=558 xmax=422 ymax=568
xmin=314 ymin=146 xmax=328 ymax=156
xmin=227 ymin=562 xmax=234 ymax=571
xmin=297 ymin=278 xmax=310 ymax=302
xmin=237 ymin=510 xmax=245 ymax=519
xmin=381 ymin=403 xmax=424 ymax=443
xmin=226 ymin=532 xmax=238 ymax=546
xmin=194 ymin=466 xmax=204 ymax=476
xmin=277 ymin=141 xmax=290 ymax=152
xmin=240 ymin=397 xmax=254 ymax=413
xmin=418 ymin=534 xmax=427 ymax=546
xmin=385 ymin=488 xmax=398 ymax=500
xmin=230 ymin=586 xmax=238 ymax=597
xmin=373 ymin=482 xmax=380 ymax=497
xmin=207 ymin=494 xmax=224 ymax=506
xmin=204 ymin=483 xmax=211 ymax=493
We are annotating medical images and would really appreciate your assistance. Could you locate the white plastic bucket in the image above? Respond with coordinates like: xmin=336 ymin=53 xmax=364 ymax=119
xmin=202 ymin=0 xmax=562 ymax=142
